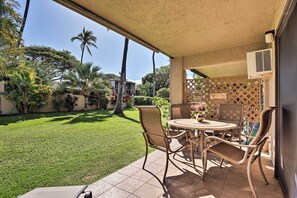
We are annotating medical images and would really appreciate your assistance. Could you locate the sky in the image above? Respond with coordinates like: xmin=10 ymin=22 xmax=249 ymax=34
xmin=18 ymin=0 xmax=170 ymax=83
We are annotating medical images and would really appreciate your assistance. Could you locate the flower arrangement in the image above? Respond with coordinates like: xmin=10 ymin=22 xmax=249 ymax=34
xmin=190 ymin=102 xmax=206 ymax=122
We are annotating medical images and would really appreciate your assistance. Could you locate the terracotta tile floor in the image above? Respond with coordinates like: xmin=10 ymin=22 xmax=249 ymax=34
xmin=85 ymin=141 xmax=284 ymax=198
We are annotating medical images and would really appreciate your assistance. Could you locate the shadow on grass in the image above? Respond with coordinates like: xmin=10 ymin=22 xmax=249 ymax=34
xmin=65 ymin=112 xmax=113 ymax=124
xmin=0 ymin=110 xmax=111 ymax=126
xmin=117 ymin=114 xmax=140 ymax=124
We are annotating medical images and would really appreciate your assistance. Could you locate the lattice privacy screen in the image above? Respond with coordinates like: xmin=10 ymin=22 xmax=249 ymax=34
xmin=185 ymin=77 xmax=262 ymax=122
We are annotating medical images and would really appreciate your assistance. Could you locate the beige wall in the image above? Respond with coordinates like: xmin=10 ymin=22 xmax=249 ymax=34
xmin=0 ymin=95 xmax=120 ymax=115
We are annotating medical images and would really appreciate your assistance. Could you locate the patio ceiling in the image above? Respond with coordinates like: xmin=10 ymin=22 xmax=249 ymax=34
xmin=54 ymin=0 xmax=278 ymax=58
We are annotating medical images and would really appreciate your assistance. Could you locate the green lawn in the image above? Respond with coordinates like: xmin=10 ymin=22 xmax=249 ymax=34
xmin=0 ymin=109 xmax=149 ymax=197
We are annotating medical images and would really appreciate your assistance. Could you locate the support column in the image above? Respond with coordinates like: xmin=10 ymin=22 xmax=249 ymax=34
xmin=170 ymin=57 xmax=186 ymax=104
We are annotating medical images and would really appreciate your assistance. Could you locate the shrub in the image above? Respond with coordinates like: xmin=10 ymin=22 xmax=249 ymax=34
xmin=134 ymin=96 xmax=153 ymax=105
xmin=64 ymin=94 xmax=78 ymax=112
xmin=5 ymin=69 xmax=52 ymax=114
xmin=126 ymin=97 xmax=134 ymax=109
xmin=98 ymin=94 xmax=109 ymax=110
xmin=153 ymin=96 xmax=170 ymax=121
xmin=156 ymin=88 xmax=170 ymax=100
xmin=88 ymin=92 xmax=99 ymax=106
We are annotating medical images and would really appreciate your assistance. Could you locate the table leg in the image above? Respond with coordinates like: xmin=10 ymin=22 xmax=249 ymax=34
xmin=200 ymin=130 xmax=205 ymax=167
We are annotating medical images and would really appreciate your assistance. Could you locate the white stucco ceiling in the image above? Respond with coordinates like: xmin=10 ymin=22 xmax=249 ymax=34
xmin=55 ymin=0 xmax=278 ymax=58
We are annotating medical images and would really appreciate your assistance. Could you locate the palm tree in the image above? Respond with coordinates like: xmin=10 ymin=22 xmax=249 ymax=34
xmin=113 ymin=37 xmax=129 ymax=116
xmin=17 ymin=0 xmax=30 ymax=47
xmin=71 ymin=27 xmax=97 ymax=63
xmin=62 ymin=62 xmax=110 ymax=109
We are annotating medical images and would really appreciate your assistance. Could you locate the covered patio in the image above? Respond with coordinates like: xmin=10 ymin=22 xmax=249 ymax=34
xmin=84 ymin=140 xmax=282 ymax=198
xmin=53 ymin=0 xmax=296 ymax=197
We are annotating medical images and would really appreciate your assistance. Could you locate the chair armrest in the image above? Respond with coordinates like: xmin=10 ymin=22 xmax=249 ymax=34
xmin=167 ymin=130 xmax=188 ymax=139
xmin=140 ymin=131 xmax=165 ymax=138
xmin=204 ymin=136 xmax=257 ymax=148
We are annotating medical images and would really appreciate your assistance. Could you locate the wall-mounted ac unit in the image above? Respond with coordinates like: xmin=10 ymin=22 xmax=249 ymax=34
xmin=247 ymin=48 xmax=272 ymax=79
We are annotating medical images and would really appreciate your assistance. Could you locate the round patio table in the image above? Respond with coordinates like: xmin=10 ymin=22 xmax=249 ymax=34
xmin=167 ymin=119 xmax=238 ymax=171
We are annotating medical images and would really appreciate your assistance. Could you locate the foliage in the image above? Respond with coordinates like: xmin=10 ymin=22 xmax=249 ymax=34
xmin=105 ymin=73 xmax=120 ymax=80
xmin=98 ymin=93 xmax=109 ymax=110
xmin=155 ymin=65 xmax=170 ymax=91
xmin=64 ymin=94 xmax=78 ymax=112
xmin=138 ymin=65 xmax=170 ymax=97
xmin=142 ymin=73 xmax=153 ymax=85
xmin=136 ymin=82 xmax=153 ymax=97
xmin=52 ymin=86 xmax=66 ymax=112
xmin=125 ymin=97 xmax=134 ymax=109
xmin=134 ymin=96 xmax=153 ymax=105
xmin=0 ymin=0 xmax=23 ymax=74
xmin=62 ymin=62 xmax=111 ymax=109
xmin=5 ymin=69 xmax=52 ymax=114
xmin=153 ymin=96 xmax=170 ymax=121
xmin=156 ymin=87 xmax=170 ymax=100
xmin=71 ymin=27 xmax=97 ymax=63
xmin=24 ymin=45 xmax=80 ymax=83
xmin=0 ymin=109 xmax=148 ymax=198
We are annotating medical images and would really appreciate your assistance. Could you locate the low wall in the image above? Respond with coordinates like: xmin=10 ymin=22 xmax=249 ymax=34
xmin=0 ymin=95 xmax=122 ymax=115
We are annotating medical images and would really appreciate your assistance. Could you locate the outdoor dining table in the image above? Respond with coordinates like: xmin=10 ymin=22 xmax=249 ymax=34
xmin=167 ymin=119 xmax=238 ymax=169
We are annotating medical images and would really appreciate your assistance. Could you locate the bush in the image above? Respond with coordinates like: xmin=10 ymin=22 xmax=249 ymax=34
xmin=153 ymin=96 xmax=170 ymax=121
xmin=64 ymin=94 xmax=78 ymax=112
xmin=134 ymin=96 xmax=153 ymax=105
xmin=98 ymin=94 xmax=109 ymax=110
xmin=156 ymin=88 xmax=170 ymax=100
xmin=126 ymin=97 xmax=134 ymax=109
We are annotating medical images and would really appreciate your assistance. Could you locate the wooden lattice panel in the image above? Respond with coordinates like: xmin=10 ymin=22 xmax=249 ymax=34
xmin=185 ymin=77 xmax=262 ymax=122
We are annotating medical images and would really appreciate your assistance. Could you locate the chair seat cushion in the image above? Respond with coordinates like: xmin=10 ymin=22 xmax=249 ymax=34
xmin=208 ymin=142 xmax=245 ymax=164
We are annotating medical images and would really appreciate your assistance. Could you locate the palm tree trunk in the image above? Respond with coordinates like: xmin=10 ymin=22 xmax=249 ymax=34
xmin=81 ymin=45 xmax=85 ymax=64
xmin=114 ymin=38 xmax=129 ymax=115
xmin=152 ymin=51 xmax=156 ymax=96
xmin=17 ymin=0 xmax=30 ymax=47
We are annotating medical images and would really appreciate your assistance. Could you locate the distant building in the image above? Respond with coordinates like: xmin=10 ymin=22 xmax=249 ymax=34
xmin=109 ymin=79 xmax=135 ymax=96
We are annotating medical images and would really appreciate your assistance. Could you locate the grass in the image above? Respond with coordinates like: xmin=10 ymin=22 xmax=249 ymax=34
xmin=0 ymin=109 xmax=150 ymax=197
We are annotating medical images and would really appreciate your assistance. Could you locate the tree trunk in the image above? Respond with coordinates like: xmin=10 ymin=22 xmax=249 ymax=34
xmin=17 ymin=0 xmax=31 ymax=47
xmin=81 ymin=45 xmax=85 ymax=64
xmin=152 ymin=51 xmax=156 ymax=96
xmin=113 ymin=38 xmax=129 ymax=115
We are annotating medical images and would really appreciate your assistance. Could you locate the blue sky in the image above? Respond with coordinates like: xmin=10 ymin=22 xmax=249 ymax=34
xmin=18 ymin=0 xmax=170 ymax=83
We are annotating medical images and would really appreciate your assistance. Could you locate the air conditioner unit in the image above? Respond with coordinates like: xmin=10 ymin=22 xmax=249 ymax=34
xmin=247 ymin=49 xmax=272 ymax=79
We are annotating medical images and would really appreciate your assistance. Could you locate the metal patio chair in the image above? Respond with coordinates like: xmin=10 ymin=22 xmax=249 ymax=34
xmin=170 ymin=104 xmax=191 ymax=120
xmin=138 ymin=106 xmax=187 ymax=183
xmin=202 ymin=107 xmax=277 ymax=198
xmin=217 ymin=103 xmax=243 ymax=142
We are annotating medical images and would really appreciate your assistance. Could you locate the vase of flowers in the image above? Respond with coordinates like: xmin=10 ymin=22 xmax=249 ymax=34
xmin=194 ymin=102 xmax=206 ymax=122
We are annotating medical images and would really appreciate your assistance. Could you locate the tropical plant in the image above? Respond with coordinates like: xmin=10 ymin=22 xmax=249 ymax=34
xmin=113 ymin=38 xmax=129 ymax=116
xmin=0 ymin=0 xmax=22 ymax=74
xmin=4 ymin=69 xmax=52 ymax=114
xmin=17 ymin=0 xmax=30 ymax=47
xmin=62 ymin=62 xmax=111 ymax=109
xmin=71 ymin=27 xmax=97 ymax=63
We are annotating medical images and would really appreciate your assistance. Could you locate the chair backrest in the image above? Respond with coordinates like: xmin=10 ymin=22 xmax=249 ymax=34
xmin=170 ymin=104 xmax=191 ymax=120
xmin=218 ymin=103 xmax=243 ymax=125
xmin=249 ymin=107 xmax=276 ymax=146
xmin=240 ymin=107 xmax=277 ymax=163
xmin=138 ymin=106 xmax=167 ymax=148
